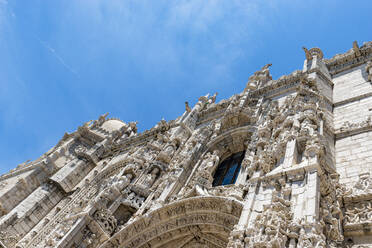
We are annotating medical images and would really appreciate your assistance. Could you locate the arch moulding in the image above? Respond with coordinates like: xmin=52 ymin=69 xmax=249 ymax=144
xmin=100 ymin=196 xmax=243 ymax=248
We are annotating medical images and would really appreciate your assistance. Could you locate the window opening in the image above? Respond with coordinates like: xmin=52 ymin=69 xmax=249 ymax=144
xmin=212 ymin=151 xmax=245 ymax=186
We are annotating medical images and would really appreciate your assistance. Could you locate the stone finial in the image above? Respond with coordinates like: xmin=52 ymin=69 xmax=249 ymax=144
xmin=245 ymin=63 xmax=273 ymax=91
xmin=210 ymin=92 xmax=218 ymax=104
xmin=353 ymin=41 xmax=361 ymax=56
xmin=261 ymin=63 xmax=272 ymax=70
xmin=303 ymin=47 xmax=312 ymax=60
xmin=303 ymin=47 xmax=324 ymax=60
xmin=185 ymin=101 xmax=191 ymax=112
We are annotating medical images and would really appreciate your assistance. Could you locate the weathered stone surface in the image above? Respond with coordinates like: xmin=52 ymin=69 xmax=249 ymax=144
xmin=1 ymin=41 xmax=372 ymax=248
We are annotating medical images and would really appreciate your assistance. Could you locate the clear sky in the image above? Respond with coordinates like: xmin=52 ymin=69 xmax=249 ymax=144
xmin=0 ymin=0 xmax=371 ymax=175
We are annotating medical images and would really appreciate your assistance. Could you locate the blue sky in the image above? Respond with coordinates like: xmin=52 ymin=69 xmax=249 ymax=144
xmin=0 ymin=0 xmax=371 ymax=175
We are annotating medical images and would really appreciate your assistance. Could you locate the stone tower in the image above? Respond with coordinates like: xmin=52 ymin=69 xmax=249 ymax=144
xmin=1 ymin=41 xmax=372 ymax=248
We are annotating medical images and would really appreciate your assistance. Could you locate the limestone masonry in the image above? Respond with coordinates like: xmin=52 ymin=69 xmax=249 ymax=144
xmin=1 ymin=41 xmax=372 ymax=248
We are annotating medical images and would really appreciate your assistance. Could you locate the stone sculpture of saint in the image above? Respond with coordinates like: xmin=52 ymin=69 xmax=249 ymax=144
xmin=201 ymin=151 xmax=220 ymax=174
xmin=143 ymin=167 xmax=160 ymax=188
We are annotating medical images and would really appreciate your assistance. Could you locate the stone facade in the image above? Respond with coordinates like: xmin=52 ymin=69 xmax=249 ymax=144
xmin=1 ymin=41 xmax=372 ymax=248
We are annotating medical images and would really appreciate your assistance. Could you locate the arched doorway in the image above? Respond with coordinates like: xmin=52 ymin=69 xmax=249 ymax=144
xmin=100 ymin=196 xmax=243 ymax=248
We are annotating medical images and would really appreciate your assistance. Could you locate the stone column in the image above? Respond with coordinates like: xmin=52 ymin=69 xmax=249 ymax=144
xmin=304 ymin=170 xmax=320 ymax=222
xmin=237 ymin=182 xmax=259 ymax=229
xmin=283 ymin=139 xmax=299 ymax=169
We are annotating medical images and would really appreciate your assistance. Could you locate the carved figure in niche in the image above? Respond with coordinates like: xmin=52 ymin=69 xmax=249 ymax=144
xmin=141 ymin=167 xmax=160 ymax=189
xmin=304 ymin=137 xmax=324 ymax=159
xmin=257 ymin=116 xmax=273 ymax=148
xmin=211 ymin=121 xmax=222 ymax=140
xmin=224 ymin=95 xmax=241 ymax=122
xmin=178 ymin=138 xmax=196 ymax=162
xmin=242 ymin=152 xmax=256 ymax=180
xmin=282 ymin=113 xmax=300 ymax=135
xmin=157 ymin=138 xmax=180 ymax=163
xmin=93 ymin=172 xmax=133 ymax=209
xmin=81 ymin=227 xmax=98 ymax=248
xmin=256 ymin=145 xmax=276 ymax=174
xmin=112 ymin=173 xmax=133 ymax=192
xmin=297 ymin=222 xmax=327 ymax=248
xmin=200 ymin=150 xmax=220 ymax=175
xmin=153 ymin=133 xmax=168 ymax=148
xmin=300 ymin=116 xmax=317 ymax=137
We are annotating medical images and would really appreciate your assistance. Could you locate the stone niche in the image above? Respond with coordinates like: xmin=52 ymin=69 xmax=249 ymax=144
xmin=113 ymin=204 xmax=136 ymax=227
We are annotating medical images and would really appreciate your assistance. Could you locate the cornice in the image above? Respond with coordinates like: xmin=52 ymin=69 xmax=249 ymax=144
xmin=249 ymin=70 xmax=305 ymax=98
xmin=325 ymin=41 xmax=372 ymax=76
xmin=307 ymin=67 xmax=334 ymax=88
xmin=112 ymin=120 xmax=177 ymax=152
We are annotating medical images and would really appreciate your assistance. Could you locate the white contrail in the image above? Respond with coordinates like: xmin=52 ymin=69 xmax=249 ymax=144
xmin=36 ymin=36 xmax=79 ymax=77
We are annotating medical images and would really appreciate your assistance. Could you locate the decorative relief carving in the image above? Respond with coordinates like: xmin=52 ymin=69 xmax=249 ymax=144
xmin=338 ymin=116 xmax=372 ymax=134
xmin=344 ymin=201 xmax=372 ymax=225
xmin=353 ymin=173 xmax=372 ymax=196
xmin=303 ymin=47 xmax=324 ymax=60
xmin=93 ymin=209 xmax=117 ymax=235
xmin=80 ymin=226 xmax=99 ymax=248
xmin=245 ymin=64 xmax=272 ymax=90
xmin=101 ymin=197 xmax=242 ymax=248
xmin=4 ymin=44 xmax=372 ymax=248
xmin=244 ymin=179 xmax=292 ymax=248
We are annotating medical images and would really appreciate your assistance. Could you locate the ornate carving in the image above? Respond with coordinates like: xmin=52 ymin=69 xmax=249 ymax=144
xmin=344 ymin=201 xmax=372 ymax=225
xmin=245 ymin=64 xmax=272 ymax=90
xmin=93 ymin=209 xmax=117 ymax=235
xmin=80 ymin=226 xmax=99 ymax=248
xmin=4 ymin=43 xmax=372 ymax=248
xmin=353 ymin=173 xmax=372 ymax=196
xmin=93 ymin=172 xmax=133 ymax=209
xmin=338 ymin=116 xmax=372 ymax=134
xmin=366 ymin=60 xmax=372 ymax=82
xmin=303 ymin=47 xmax=324 ymax=60
xmin=244 ymin=179 xmax=292 ymax=247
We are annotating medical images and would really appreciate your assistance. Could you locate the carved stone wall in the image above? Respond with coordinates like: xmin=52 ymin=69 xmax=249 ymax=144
xmin=1 ymin=41 xmax=372 ymax=248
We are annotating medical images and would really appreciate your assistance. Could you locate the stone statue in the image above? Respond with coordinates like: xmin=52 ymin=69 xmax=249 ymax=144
xmin=142 ymin=167 xmax=160 ymax=188
xmin=185 ymin=101 xmax=191 ymax=112
xmin=200 ymin=151 xmax=220 ymax=174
